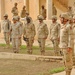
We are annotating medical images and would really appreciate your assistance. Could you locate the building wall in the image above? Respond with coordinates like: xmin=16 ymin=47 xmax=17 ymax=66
xmin=5 ymin=0 xmax=24 ymax=20
xmin=0 ymin=0 xmax=74 ymax=20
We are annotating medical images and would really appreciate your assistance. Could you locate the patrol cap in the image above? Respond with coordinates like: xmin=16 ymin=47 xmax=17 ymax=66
xmin=12 ymin=16 xmax=18 ymax=20
xmin=38 ymin=15 xmax=44 ymax=20
xmin=51 ymin=15 xmax=57 ymax=20
xmin=3 ymin=14 xmax=8 ymax=17
xmin=60 ymin=13 xmax=69 ymax=20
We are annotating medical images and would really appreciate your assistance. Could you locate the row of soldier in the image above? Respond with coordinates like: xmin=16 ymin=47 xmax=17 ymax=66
xmin=0 ymin=12 xmax=75 ymax=75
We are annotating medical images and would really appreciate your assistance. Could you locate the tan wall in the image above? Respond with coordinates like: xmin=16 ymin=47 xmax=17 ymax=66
xmin=5 ymin=0 xmax=24 ymax=20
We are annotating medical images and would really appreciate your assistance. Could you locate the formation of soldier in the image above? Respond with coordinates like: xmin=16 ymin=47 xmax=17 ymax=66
xmin=1 ymin=2 xmax=75 ymax=75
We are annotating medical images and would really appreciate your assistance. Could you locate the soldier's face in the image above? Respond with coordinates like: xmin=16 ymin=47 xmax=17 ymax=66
xmin=52 ymin=19 xmax=56 ymax=23
xmin=60 ymin=17 xmax=64 ymax=24
xmin=27 ymin=19 xmax=30 ymax=23
xmin=39 ymin=19 xmax=43 ymax=23
xmin=4 ymin=16 xmax=8 ymax=20
xmin=13 ymin=20 xmax=17 ymax=23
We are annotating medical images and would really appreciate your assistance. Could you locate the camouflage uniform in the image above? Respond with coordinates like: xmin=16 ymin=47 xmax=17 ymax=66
xmin=69 ymin=16 xmax=74 ymax=56
xmin=2 ymin=14 xmax=11 ymax=48
xmin=17 ymin=16 xmax=23 ymax=48
xmin=10 ymin=16 xmax=21 ymax=53
xmin=59 ymin=13 xmax=73 ymax=75
xmin=37 ymin=15 xmax=49 ymax=55
xmin=50 ymin=15 xmax=60 ymax=56
xmin=23 ymin=17 xmax=36 ymax=54
xmin=73 ymin=16 xmax=75 ymax=55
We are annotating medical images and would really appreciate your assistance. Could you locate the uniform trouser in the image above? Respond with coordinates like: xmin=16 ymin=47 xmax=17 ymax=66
xmin=26 ymin=38 xmax=34 ymax=53
xmin=52 ymin=39 xmax=59 ymax=55
xmin=61 ymin=48 xmax=73 ymax=75
xmin=19 ymin=38 xmax=22 ymax=47
xmin=38 ymin=38 xmax=45 ymax=53
xmin=4 ymin=32 xmax=10 ymax=46
xmin=12 ymin=38 xmax=19 ymax=53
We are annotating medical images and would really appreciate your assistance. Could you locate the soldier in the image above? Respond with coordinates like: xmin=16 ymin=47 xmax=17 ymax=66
xmin=20 ymin=6 xmax=26 ymax=18
xmin=16 ymin=16 xmax=23 ymax=48
xmin=40 ymin=5 xmax=46 ymax=20
xmin=73 ymin=16 xmax=75 ymax=56
xmin=2 ymin=14 xmax=11 ymax=48
xmin=50 ymin=15 xmax=60 ymax=56
xmin=11 ymin=3 xmax=18 ymax=16
xmin=37 ymin=15 xmax=49 ymax=55
xmin=10 ymin=16 xmax=21 ymax=53
xmin=59 ymin=13 xmax=73 ymax=75
xmin=23 ymin=17 xmax=36 ymax=54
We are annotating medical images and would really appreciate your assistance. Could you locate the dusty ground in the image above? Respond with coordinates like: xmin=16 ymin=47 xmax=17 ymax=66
xmin=0 ymin=47 xmax=64 ymax=75
xmin=0 ymin=46 xmax=55 ymax=56
xmin=0 ymin=59 xmax=64 ymax=75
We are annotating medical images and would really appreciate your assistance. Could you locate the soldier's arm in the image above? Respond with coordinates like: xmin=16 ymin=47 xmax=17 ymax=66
xmin=19 ymin=22 xmax=23 ymax=36
xmin=57 ymin=23 xmax=60 ymax=39
xmin=67 ymin=25 xmax=72 ymax=48
xmin=32 ymin=24 xmax=36 ymax=37
xmin=23 ymin=25 xmax=26 ymax=37
xmin=45 ymin=24 xmax=49 ymax=38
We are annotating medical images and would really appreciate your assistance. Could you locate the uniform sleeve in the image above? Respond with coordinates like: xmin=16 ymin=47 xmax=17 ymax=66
xmin=67 ymin=25 xmax=72 ymax=48
xmin=45 ymin=24 xmax=49 ymax=38
xmin=19 ymin=22 xmax=23 ymax=36
xmin=31 ymin=24 xmax=36 ymax=37
xmin=57 ymin=24 xmax=60 ymax=38
xmin=23 ymin=24 xmax=26 ymax=37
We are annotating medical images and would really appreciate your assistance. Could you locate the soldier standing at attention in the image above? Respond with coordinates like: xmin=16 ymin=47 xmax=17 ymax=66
xmin=37 ymin=15 xmax=49 ymax=55
xmin=16 ymin=16 xmax=23 ymax=48
xmin=50 ymin=15 xmax=60 ymax=56
xmin=59 ymin=13 xmax=73 ymax=75
xmin=20 ymin=6 xmax=26 ymax=18
xmin=2 ymin=14 xmax=11 ymax=48
xmin=11 ymin=3 xmax=18 ymax=16
xmin=10 ymin=16 xmax=21 ymax=53
xmin=23 ymin=17 xmax=36 ymax=54
xmin=41 ymin=5 xmax=46 ymax=20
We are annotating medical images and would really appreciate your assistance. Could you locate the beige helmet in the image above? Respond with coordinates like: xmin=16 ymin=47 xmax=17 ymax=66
xmin=3 ymin=14 xmax=8 ymax=17
xmin=60 ymin=13 xmax=69 ymax=20
xmin=51 ymin=15 xmax=57 ymax=20
xmin=38 ymin=15 xmax=44 ymax=20
xmin=12 ymin=16 xmax=18 ymax=20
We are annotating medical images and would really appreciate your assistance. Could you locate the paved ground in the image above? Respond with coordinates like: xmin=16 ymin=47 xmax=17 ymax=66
xmin=53 ymin=68 xmax=75 ymax=75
